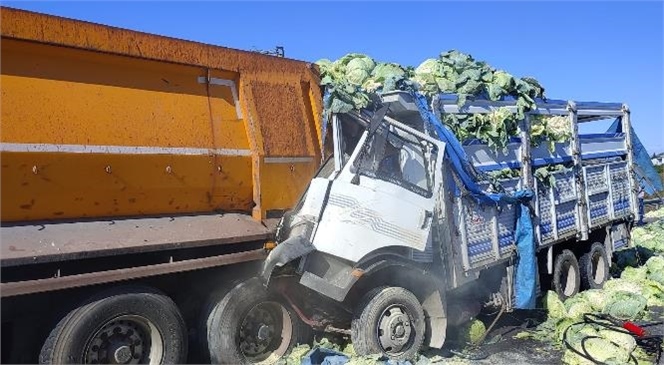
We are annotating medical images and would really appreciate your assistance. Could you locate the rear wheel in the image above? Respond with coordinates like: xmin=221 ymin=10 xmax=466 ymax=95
xmin=39 ymin=286 xmax=187 ymax=364
xmin=206 ymin=278 xmax=312 ymax=364
xmin=579 ymin=242 xmax=609 ymax=289
xmin=552 ymin=249 xmax=581 ymax=301
xmin=351 ymin=286 xmax=425 ymax=361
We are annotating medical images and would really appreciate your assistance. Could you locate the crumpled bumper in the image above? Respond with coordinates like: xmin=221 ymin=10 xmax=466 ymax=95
xmin=259 ymin=234 xmax=315 ymax=286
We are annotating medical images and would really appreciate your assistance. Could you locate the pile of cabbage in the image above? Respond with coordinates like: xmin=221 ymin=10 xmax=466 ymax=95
xmin=315 ymin=51 xmax=571 ymax=153
xmin=516 ymin=207 xmax=664 ymax=364
xmin=632 ymin=210 xmax=664 ymax=254
xmin=518 ymin=258 xmax=664 ymax=364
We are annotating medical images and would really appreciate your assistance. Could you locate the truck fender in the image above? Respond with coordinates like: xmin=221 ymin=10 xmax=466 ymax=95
xmin=260 ymin=235 xmax=314 ymax=286
xmin=421 ymin=286 xmax=447 ymax=349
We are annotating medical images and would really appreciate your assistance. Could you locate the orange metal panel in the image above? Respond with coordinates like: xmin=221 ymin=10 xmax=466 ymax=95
xmin=1 ymin=152 xmax=252 ymax=221
xmin=0 ymin=7 xmax=321 ymax=80
xmin=0 ymin=7 xmax=324 ymax=223
xmin=258 ymin=160 xmax=318 ymax=213
xmin=2 ymin=39 xmax=217 ymax=147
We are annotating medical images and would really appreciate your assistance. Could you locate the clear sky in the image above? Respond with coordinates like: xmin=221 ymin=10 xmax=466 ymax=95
xmin=4 ymin=1 xmax=663 ymax=154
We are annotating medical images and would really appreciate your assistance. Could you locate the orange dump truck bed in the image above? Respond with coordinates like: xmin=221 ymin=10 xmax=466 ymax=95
xmin=0 ymin=6 xmax=324 ymax=224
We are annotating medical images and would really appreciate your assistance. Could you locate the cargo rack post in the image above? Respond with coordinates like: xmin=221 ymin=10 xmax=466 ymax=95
xmin=432 ymin=95 xmax=630 ymax=248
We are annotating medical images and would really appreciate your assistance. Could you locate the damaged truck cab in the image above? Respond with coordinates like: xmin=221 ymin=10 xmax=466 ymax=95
xmin=261 ymin=94 xmax=452 ymax=359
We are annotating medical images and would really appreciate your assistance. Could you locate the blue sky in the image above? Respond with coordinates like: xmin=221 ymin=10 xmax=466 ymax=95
xmin=4 ymin=1 xmax=663 ymax=153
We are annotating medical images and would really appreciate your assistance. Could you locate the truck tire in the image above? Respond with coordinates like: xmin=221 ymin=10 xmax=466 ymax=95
xmin=579 ymin=242 xmax=609 ymax=290
xmin=196 ymin=280 xmax=241 ymax=364
xmin=552 ymin=249 xmax=581 ymax=301
xmin=206 ymin=278 xmax=312 ymax=364
xmin=351 ymin=286 xmax=425 ymax=361
xmin=39 ymin=286 xmax=187 ymax=364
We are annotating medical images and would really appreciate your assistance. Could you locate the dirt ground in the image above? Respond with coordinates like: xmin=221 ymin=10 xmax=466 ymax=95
xmin=309 ymin=307 xmax=663 ymax=365
xmin=424 ymin=307 xmax=664 ymax=365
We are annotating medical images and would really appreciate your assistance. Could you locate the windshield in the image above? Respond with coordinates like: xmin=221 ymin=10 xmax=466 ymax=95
xmin=352 ymin=123 xmax=438 ymax=198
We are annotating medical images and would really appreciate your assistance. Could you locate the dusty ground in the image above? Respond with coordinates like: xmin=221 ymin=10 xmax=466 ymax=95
xmin=307 ymin=306 xmax=663 ymax=365
xmin=425 ymin=307 xmax=663 ymax=365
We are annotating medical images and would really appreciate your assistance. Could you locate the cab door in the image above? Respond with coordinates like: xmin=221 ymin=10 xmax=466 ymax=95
xmin=312 ymin=118 xmax=445 ymax=263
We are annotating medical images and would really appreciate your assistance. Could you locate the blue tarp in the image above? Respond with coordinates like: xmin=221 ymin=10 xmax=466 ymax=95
xmin=301 ymin=347 xmax=413 ymax=365
xmin=607 ymin=118 xmax=663 ymax=195
xmin=410 ymin=92 xmax=537 ymax=309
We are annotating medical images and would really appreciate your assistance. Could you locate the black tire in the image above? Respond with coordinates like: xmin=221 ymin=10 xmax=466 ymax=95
xmin=206 ymin=278 xmax=312 ymax=364
xmin=196 ymin=280 xmax=239 ymax=364
xmin=579 ymin=242 xmax=610 ymax=290
xmin=552 ymin=249 xmax=581 ymax=301
xmin=39 ymin=286 xmax=187 ymax=364
xmin=351 ymin=286 xmax=425 ymax=361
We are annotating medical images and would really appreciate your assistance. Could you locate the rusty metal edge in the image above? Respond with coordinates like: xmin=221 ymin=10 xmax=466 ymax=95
xmin=0 ymin=6 xmax=320 ymax=76
xmin=0 ymin=232 xmax=271 ymax=268
xmin=0 ymin=248 xmax=267 ymax=297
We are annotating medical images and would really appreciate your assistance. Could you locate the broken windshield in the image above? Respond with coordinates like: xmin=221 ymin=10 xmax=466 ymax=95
xmin=351 ymin=123 xmax=437 ymax=198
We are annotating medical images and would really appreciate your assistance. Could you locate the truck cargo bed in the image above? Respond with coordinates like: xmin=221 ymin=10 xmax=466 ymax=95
xmin=381 ymin=91 xmax=636 ymax=272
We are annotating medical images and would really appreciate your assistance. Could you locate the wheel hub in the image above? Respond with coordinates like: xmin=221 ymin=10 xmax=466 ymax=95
xmin=257 ymin=324 xmax=271 ymax=341
xmin=84 ymin=315 xmax=163 ymax=365
xmin=114 ymin=346 xmax=133 ymax=363
xmin=239 ymin=303 xmax=279 ymax=358
xmin=377 ymin=306 xmax=413 ymax=354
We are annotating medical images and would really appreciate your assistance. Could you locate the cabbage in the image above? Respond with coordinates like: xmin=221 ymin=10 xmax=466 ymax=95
xmin=598 ymin=329 xmax=637 ymax=354
xmin=371 ymin=62 xmax=405 ymax=81
xmin=555 ymin=318 xmax=577 ymax=342
xmin=316 ymin=50 xmax=557 ymax=154
xmin=646 ymin=207 xmax=664 ymax=219
xmin=345 ymin=56 xmax=375 ymax=86
xmin=414 ymin=58 xmax=438 ymax=79
xmin=620 ymin=266 xmax=648 ymax=282
xmin=603 ymin=279 xmax=644 ymax=295
xmin=315 ymin=59 xmax=333 ymax=74
xmin=562 ymin=336 xmax=632 ymax=365
xmin=346 ymin=56 xmax=375 ymax=73
xmin=459 ymin=319 xmax=486 ymax=345
xmin=579 ymin=289 xmax=608 ymax=312
xmin=602 ymin=291 xmax=647 ymax=320
xmin=283 ymin=344 xmax=311 ymax=365
xmin=564 ymin=296 xmax=593 ymax=320
xmin=545 ymin=290 xmax=566 ymax=320
xmin=632 ymin=218 xmax=664 ymax=254
xmin=645 ymin=256 xmax=664 ymax=273
xmin=346 ymin=69 xmax=370 ymax=86
xmin=648 ymin=270 xmax=664 ymax=285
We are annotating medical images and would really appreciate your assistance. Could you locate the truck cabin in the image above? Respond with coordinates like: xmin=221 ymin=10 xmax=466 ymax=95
xmin=323 ymin=107 xmax=438 ymax=190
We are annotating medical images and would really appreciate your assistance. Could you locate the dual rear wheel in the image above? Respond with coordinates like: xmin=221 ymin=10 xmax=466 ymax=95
xmin=552 ymin=243 xmax=609 ymax=301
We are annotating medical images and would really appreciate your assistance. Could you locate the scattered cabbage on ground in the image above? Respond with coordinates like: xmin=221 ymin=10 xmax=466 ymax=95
xmin=513 ymin=207 xmax=664 ymax=364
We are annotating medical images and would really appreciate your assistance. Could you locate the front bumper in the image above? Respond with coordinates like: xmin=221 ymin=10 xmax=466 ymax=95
xmin=259 ymin=234 xmax=315 ymax=286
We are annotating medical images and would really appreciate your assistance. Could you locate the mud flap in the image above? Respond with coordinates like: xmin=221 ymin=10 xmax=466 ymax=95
xmin=260 ymin=235 xmax=314 ymax=286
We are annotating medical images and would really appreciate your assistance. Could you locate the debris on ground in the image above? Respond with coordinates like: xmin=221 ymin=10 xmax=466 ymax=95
xmin=282 ymin=209 xmax=664 ymax=364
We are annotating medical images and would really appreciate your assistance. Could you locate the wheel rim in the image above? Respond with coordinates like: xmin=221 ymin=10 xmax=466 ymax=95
xmin=560 ymin=260 xmax=577 ymax=297
xmin=592 ymin=250 xmax=606 ymax=284
xmin=239 ymin=301 xmax=293 ymax=364
xmin=376 ymin=305 xmax=414 ymax=355
xmin=84 ymin=315 xmax=164 ymax=364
